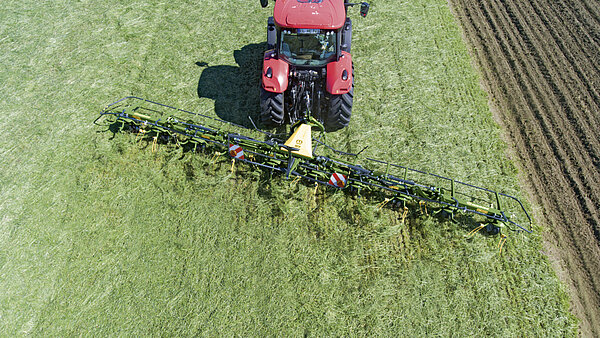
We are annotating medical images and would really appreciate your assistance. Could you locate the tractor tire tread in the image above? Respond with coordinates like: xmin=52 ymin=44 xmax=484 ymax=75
xmin=326 ymin=86 xmax=353 ymax=132
xmin=260 ymin=88 xmax=285 ymax=127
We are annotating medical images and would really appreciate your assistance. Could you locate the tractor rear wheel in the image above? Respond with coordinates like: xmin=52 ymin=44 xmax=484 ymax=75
xmin=260 ymin=88 xmax=285 ymax=127
xmin=325 ymin=85 xmax=353 ymax=132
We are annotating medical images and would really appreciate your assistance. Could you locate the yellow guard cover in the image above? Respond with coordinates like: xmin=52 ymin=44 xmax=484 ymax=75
xmin=282 ymin=124 xmax=313 ymax=158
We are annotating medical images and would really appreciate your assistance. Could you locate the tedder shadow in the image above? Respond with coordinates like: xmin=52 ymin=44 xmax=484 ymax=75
xmin=196 ymin=42 xmax=266 ymax=128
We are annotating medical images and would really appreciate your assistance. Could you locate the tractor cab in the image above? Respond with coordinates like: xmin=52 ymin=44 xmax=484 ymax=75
xmin=279 ymin=28 xmax=337 ymax=66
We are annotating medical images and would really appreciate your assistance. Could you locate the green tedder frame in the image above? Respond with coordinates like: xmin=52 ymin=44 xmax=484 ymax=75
xmin=96 ymin=96 xmax=532 ymax=236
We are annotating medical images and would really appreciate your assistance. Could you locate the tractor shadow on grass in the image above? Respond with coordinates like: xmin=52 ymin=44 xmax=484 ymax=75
xmin=196 ymin=42 xmax=265 ymax=128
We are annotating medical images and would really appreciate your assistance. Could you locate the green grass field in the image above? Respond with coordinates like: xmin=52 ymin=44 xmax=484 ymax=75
xmin=1 ymin=0 xmax=577 ymax=335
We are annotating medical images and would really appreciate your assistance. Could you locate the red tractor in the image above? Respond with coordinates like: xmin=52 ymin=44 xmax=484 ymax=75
xmin=259 ymin=0 xmax=369 ymax=131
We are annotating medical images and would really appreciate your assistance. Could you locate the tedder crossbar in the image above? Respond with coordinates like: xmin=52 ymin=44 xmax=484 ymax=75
xmin=96 ymin=96 xmax=532 ymax=234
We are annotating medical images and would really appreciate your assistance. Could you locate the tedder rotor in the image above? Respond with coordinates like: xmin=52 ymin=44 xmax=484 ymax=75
xmin=96 ymin=96 xmax=533 ymax=244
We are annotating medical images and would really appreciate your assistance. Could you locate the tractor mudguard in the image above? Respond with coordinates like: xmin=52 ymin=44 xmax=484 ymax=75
xmin=262 ymin=51 xmax=289 ymax=93
xmin=326 ymin=51 xmax=353 ymax=95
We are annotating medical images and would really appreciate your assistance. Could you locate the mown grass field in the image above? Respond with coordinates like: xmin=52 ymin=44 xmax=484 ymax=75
xmin=0 ymin=0 xmax=577 ymax=335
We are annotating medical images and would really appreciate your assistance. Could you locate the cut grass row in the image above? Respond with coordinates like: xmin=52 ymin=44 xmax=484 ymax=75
xmin=0 ymin=0 xmax=576 ymax=335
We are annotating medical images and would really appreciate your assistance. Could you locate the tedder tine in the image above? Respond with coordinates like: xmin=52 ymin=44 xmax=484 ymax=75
xmin=98 ymin=97 xmax=533 ymax=235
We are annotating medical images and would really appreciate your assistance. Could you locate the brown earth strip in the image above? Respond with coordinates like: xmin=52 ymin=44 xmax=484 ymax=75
xmin=448 ymin=0 xmax=600 ymax=336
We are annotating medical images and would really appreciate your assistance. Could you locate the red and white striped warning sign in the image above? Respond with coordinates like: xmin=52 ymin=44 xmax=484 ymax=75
xmin=328 ymin=173 xmax=347 ymax=188
xmin=229 ymin=144 xmax=245 ymax=160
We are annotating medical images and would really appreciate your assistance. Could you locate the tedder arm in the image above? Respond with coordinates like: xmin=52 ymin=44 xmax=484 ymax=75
xmin=97 ymin=97 xmax=532 ymax=234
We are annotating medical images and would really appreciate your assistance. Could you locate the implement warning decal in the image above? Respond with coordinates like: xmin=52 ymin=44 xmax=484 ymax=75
xmin=229 ymin=144 xmax=245 ymax=160
xmin=328 ymin=173 xmax=347 ymax=188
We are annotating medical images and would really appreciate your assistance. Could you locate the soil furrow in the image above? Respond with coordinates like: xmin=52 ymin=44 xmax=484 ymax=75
xmin=552 ymin=1 xmax=600 ymax=81
xmin=578 ymin=0 xmax=600 ymax=44
xmin=496 ymin=0 xmax=600 ymax=248
xmin=499 ymin=2 xmax=600 ymax=298
xmin=448 ymin=0 xmax=600 ymax=335
xmin=504 ymin=0 xmax=597 ymax=314
xmin=528 ymin=0 xmax=600 ymax=166
xmin=510 ymin=0 xmax=600 ymax=243
xmin=512 ymin=0 xmax=600 ymax=248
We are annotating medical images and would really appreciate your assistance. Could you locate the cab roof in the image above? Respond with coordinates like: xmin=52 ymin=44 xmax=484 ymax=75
xmin=273 ymin=0 xmax=346 ymax=30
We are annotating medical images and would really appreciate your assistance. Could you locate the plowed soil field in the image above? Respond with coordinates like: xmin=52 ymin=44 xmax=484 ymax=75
xmin=449 ymin=0 xmax=600 ymax=336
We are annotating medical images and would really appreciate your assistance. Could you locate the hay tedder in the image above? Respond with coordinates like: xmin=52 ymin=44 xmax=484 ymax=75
xmin=95 ymin=0 xmax=532 ymax=249
xmin=97 ymin=96 xmax=533 ymax=242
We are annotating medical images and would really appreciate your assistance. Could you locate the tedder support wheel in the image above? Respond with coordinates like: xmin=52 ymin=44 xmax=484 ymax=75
xmin=325 ymin=85 xmax=353 ymax=132
xmin=260 ymin=88 xmax=285 ymax=127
